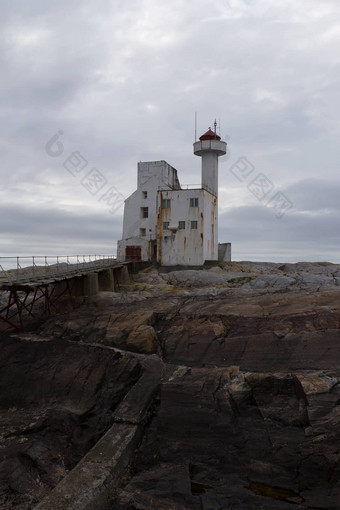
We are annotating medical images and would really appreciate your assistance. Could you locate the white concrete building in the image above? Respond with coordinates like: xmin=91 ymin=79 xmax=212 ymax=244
xmin=117 ymin=126 xmax=231 ymax=266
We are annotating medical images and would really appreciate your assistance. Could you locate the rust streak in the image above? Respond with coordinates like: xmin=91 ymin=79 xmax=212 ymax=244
xmin=156 ymin=192 xmax=163 ymax=264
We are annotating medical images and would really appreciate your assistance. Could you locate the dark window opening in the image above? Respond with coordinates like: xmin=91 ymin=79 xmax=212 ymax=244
xmin=141 ymin=207 xmax=148 ymax=218
xmin=162 ymin=199 xmax=171 ymax=208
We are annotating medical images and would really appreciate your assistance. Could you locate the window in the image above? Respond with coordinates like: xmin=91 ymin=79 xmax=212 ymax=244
xmin=178 ymin=221 xmax=186 ymax=230
xmin=141 ymin=207 xmax=148 ymax=218
xmin=191 ymin=221 xmax=198 ymax=229
xmin=162 ymin=199 xmax=171 ymax=208
xmin=190 ymin=197 xmax=199 ymax=207
xmin=163 ymin=221 xmax=169 ymax=230
xmin=143 ymin=191 xmax=147 ymax=199
xmin=140 ymin=228 xmax=146 ymax=237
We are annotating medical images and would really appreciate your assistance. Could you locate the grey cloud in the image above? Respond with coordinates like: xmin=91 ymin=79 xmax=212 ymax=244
xmin=0 ymin=0 xmax=339 ymax=261
xmin=283 ymin=179 xmax=340 ymax=212
xmin=220 ymin=203 xmax=339 ymax=262
xmin=0 ymin=203 xmax=122 ymax=256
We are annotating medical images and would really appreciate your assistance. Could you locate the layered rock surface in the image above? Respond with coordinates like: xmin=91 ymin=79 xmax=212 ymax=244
xmin=115 ymin=367 xmax=340 ymax=509
xmin=1 ymin=262 xmax=340 ymax=508
xmin=41 ymin=262 xmax=340 ymax=372
xmin=0 ymin=336 xmax=141 ymax=508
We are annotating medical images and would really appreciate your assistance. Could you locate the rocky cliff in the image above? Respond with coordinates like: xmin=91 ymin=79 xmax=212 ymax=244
xmin=1 ymin=261 xmax=340 ymax=509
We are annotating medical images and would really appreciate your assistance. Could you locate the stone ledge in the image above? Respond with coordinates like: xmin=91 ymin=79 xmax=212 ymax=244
xmin=35 ymin=423 xmax=141 ymax=510
xmin=35 ymin=356 xmax=163 ymax=510
xmin=114 ymin=358 xmax=163 ymax=424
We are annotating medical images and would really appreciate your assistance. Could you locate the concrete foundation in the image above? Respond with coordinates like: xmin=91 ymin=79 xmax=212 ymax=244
xmin=71 ymin=276 xmax=85 ymax=297
xmin=98 ymin=269 xmax=114 ymax=291
xmin=218 ymin=242 xmax=231 ymax=262
xmin=35 ymin=355 xmax=163 ymax=510
xmin=83 ymin=273 xmax=99 ymax=298
xmin=48 ymin=262 xmax=151 ymax=307
xmin=115 ymin=265 xmax=130 ymax=287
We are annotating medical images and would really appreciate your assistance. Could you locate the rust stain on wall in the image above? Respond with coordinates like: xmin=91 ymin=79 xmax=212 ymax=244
xmin=156 ymin=192 xmax=163 ymax=264
xmin=211 ymin=197 xmax=217 ymax=256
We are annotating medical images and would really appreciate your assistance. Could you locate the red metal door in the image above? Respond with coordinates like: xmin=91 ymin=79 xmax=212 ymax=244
xmin=125 ymin=246 xmax=141 ymax=261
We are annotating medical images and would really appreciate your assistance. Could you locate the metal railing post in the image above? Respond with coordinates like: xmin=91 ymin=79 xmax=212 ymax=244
xmin=0 ymin=254 xmax=118 ymax=285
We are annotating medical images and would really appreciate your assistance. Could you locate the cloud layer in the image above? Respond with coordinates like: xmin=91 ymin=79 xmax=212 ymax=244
xmin=1 ymin=0 xmax=339 ymax=261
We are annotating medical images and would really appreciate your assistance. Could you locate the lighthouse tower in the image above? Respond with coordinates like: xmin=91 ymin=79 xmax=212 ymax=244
xmin=117 ymin=122 xmax=231 ymax=266
xmin=193 ymin=121 xmax=227 ymax=197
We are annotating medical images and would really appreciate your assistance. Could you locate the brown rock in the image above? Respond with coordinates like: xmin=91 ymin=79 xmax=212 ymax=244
xmin=7 ymin=262 xmax=340 ymax=509
xmin=0 ymin=334 xmax=142 ymax=508
xmin=126 ymin=325 xmax=158 ymax=353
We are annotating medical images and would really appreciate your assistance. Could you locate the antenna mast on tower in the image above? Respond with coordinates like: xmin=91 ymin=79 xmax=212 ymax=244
xmin=195 ymin=112 xmax=197 ymax=142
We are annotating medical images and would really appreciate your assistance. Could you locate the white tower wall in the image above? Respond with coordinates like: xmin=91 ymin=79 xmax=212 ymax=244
xmin=193 ymin=138 xmax=227 ymax=197
xmin=201 ymin=151 xmax=218 ymax=196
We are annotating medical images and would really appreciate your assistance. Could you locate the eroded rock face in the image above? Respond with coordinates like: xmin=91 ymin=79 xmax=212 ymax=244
xmin=126 ymin=325 xmax=158 ymax=354
xmin=0 ymin=334 xmax=141 ymax=509
xmin=1 ymin=261 xmax=340 ymax=508
xmin=113 ymin=367 xmax=340 ymax=509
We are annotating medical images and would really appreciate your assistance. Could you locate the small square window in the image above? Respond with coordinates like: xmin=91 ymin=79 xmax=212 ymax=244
xmin=143 ymin=191 xmax=147 ymax=199
xmin=140 ymin=228 xmax=146 ymax=237
xmin=162 ymin=199 xmax=171 ymax=208
xmin=141 ymin=207 xmax=148 ymax=218
xmin=190 ymin=198 xmax=199 ymax=207
xmin=163 ymin=221 xmax=169 ymax=230
xmin=191 ymin=221 xmax=198 ymax=229
xmin=178 ymin=221 xmax=186 ymax=230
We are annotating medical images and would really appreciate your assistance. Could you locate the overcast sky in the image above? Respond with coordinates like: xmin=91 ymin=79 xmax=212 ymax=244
xmin=1 ymin=0 xmax=339 ymax=263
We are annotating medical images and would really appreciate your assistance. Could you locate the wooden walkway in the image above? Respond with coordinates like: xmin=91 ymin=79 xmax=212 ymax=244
xmin=0 ymin=257 xmax=136 ymax=331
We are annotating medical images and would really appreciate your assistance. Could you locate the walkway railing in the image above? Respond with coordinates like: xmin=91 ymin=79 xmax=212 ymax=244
xmin=0 ymin=255 xmax=117 ymax=285
xmin=158 ymin=183 xmax=217 ymax=196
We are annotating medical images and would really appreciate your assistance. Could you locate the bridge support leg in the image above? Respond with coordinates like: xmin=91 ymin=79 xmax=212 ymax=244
xmin=84 ymin=273 xmax=99 ymax=299
xmin=70 ymin=277 xmax=85 ymax=297
xmin=98 ymin=269 xmax=114 ymax=291
xmin=115 ymin=266 xmax=130 ymax=288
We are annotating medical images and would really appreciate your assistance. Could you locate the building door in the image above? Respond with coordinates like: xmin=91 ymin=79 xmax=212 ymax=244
xmin=152 ymin=243 xmax=157 ymax=261
xmin=125 ymin=246 xmax=141 ymax=261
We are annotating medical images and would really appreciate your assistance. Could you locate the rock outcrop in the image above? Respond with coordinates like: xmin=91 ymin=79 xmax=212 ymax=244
xmin=1 ymin=261 xmax=340 ymax=508
xmin=115 ymin=367 xmax=340 ymax=509
xmin=0 ymin=335 xmax=141 ymax=509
